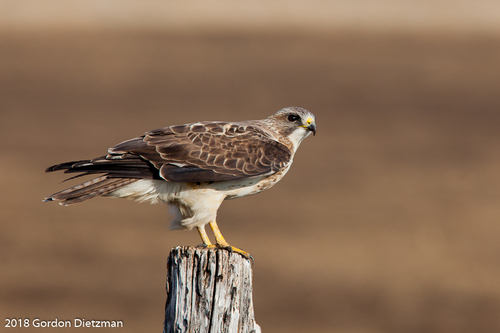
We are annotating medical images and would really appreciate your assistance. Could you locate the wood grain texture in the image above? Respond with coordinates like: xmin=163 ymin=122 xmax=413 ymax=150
xmin=164 ymin=246 xmax=261 ymax=333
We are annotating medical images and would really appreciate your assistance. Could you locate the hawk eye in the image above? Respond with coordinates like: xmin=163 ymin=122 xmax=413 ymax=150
xmin=288 ymin=114 xmax=299 ymax=122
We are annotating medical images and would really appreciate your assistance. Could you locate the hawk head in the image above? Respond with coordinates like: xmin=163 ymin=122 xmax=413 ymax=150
xmin=265 ymin=106 xmax=316 ymax=150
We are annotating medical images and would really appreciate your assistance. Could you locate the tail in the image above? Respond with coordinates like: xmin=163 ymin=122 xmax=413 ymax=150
xmin=44 ymin=154 xmax=158 ymax=206
xmin=43 ymin=176 xmax=138 ymax=205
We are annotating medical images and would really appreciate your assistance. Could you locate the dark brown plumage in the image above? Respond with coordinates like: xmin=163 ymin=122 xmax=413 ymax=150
xmin=110 ymin=121 xmax=293 ymax=182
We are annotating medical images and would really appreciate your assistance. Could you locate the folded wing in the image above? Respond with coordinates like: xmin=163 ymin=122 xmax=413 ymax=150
xmin=109 ymin=121 xmax=292 ymax=182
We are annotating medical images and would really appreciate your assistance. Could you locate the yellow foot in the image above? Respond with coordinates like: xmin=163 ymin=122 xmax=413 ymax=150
xmin=218 ymin=244 xmax=254 ymax=261
xmin=202 ymin=244 xmax=254 ymax=262
xmin=204 ymin=221 xmax=254 ymax=262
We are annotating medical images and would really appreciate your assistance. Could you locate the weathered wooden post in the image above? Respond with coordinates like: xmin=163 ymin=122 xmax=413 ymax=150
xmin=164 ymin=246 xmax=261 ymax=333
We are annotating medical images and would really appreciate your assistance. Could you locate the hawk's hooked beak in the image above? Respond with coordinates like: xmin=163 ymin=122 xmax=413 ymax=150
xmin=301 ymin=117 xmax=316 ymax=136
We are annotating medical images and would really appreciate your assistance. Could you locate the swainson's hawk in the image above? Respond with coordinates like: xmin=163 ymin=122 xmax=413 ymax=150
xmin=44 ymin=107 xmax=316 ymax=258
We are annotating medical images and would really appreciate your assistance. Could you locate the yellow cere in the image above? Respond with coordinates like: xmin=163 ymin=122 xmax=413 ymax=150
xmin=306 ymin=117 xmax=313 ymax=125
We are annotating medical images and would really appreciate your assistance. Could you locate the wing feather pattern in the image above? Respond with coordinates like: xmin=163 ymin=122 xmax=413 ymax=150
xmin=108 ymin=121 xmax=292 ymax=182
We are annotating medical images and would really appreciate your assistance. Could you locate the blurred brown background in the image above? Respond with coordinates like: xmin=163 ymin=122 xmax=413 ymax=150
xmin=1 ymin=1 xmax=500 ymax=332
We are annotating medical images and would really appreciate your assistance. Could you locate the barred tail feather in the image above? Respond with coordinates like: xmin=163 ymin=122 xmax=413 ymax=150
xmin=43 ymin=176 xmax=138 ymax=206
xmin=44 ymin=154 xmax=156 ymax=205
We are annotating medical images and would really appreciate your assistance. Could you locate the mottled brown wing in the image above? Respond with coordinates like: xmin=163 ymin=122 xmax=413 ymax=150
xmin=108 ymin=121 xmax=292 ymax=182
